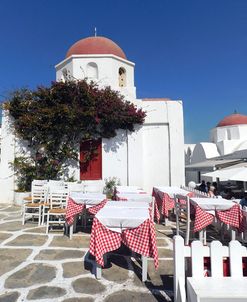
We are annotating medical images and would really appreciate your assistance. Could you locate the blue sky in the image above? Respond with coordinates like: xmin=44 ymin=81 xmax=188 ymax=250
xmin=0 ymin=0 xmax=247 ymax=143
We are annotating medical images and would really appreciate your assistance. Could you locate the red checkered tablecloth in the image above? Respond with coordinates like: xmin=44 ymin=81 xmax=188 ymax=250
xmin=65 ymin=197 xmax=107 ymax=226
xmin=152 ymin=189 xmax=194 ymax=219
xmin=216 ymin=204 xmax=244 ymax=231
xmin=87 ymin=199 xmax=108 ymax=215
xmin=90 ymin=217 xmax=159 ymax=269
xmin=193 ymin=203 xmax=244 ymax=233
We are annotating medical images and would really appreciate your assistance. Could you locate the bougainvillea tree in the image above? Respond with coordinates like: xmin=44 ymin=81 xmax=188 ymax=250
xmin=4 ymin=80 xmax=146 ymax=191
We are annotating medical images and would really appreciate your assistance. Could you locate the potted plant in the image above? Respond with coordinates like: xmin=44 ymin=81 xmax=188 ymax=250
xmin=13 ymin=157 xmax=34 ymax=205
xmin=103 ymin=177 xmax=120 ymax=199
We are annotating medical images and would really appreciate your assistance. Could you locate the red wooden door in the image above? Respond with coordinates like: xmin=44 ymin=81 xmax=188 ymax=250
xmin=80 ymin=139 xmax=102 ymax=180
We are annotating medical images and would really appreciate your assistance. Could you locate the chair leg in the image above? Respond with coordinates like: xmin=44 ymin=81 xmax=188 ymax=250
xmin=142 ymin=255 xmax=148 ymax=282
xmin=69 ymin=224 xmax=73 ymax=239
xmin=38 ymin=206 xmax=42 ymax=226
xmin=41 ymin=206 xmax=47 ymax=225
xmin=22 ymin=205 xmax=26 ymax=225
xmin=95 ymin=263 xmax=102 ymax=279
xmin=46 ymin=212 xmax=50 ymax=234
xmin=175 ymin=203 xmax=180 ymax=236
xmin=41 ymin=206 xmax=44 ymax=225
xmin=185 ymin=199 xmax=190 ymax=246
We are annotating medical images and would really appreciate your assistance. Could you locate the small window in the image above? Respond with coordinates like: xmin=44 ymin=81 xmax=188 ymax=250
xmin=119 ymin=67 xmax=126 ymax=87
xmin=87 ymin=62 xmax=98 ymax=79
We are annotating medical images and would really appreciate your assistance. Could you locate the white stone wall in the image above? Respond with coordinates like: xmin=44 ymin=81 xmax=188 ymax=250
xmin=0 ymin=111 xmax=15 ymax=203
xmin=216 ymin=139 xmax=242 ymax=155
xmin=191 ymin=143 xmax=219 ymax=164
xmin=127 ymin=125 xmax=144 ymax=188
xmin=140 ymin=100 xmax=185 ymax=191
xmin=102 ymin=130 xmax=128 ymax=185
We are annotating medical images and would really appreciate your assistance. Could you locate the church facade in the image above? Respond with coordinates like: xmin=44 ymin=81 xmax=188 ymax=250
xmin=0 ymin=36 xmax=185 ymax=203
xmin=185 ymin=113 xmax=247 ymax=184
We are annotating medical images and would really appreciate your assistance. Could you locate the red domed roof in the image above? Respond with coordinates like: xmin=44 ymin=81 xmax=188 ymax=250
xmin=66 ymin=36 xmax=126 ymax=59
xmin=217 ymin=113 xmax=247 ymax=127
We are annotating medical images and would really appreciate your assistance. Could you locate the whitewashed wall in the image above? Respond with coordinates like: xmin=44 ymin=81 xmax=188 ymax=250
xmin=102 ymin=130 xmax=128 ymax=184
xmin=141 ymin=100 xmax=185 ymax=191
xmin=191 ymin=142 xmax=219 ymax=164
xmin=0 ymin=111 xmax=15 ymax=203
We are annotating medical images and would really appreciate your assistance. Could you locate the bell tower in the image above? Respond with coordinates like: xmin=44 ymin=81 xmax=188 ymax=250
xmin=55 ymin=36 xmax=136 ymax=99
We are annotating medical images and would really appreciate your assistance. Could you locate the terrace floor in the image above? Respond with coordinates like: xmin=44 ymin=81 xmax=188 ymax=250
xmin=0 ymin=204 xmax=176 ymax=302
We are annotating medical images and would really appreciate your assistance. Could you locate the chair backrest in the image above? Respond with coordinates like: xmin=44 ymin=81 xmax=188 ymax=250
xmin=31 ymin=185 xmax=48 ymax=203
xmin=49 ymin=189 xmax=68 ymax=209
xmin=68 ymin=183 xmax=85 ymax=193
xmin=174 ymin=194 xmax=191 ymax=245
xmin=31 ymin=180 xmax=48 ymax=195
xmin=47 ymin=180 xmax=67 ymax=192
xmin=173 ymin=235 xmax=247 ymax=302
xmin=32 ymin=179 xmax=48 ymax=187
xmin=48 ymin=180 xmax=64 ymax=186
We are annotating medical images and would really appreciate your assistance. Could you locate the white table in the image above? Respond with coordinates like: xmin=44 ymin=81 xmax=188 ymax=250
xmin=68 ymin=192 xmax=106 ymax=238
xmin=190 ymin=197 xmax=236 ymax=243
xmin=153 ymin=186 xmax=189 ymax=198
xmin=187 ymin=277 xmax=247 ymax=301
xmin=94 ymin=203 xmax=151 ymax=281
xmin=105 ymin=200 xmax=150 ymax=209
xmin=116 ymin=193 xmax=153 ymax=203
xmin=96 ymin=203 xmax=149 ymax=232
xmin=115 ymin=186 xmax=144 ymax=194
xmin=153 ymin=186 xmax=190 ymax=225
xmin=190 ymin=197 xmax=235 ymax=211
xmin=69 ymin=192 xmax=106 ymax=207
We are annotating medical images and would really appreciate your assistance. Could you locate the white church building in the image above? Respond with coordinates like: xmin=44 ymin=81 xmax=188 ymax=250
xmin=0 ymin=36 xmax=185 ymax=203
xmin=185 ymin=112 xmax=247 ymax=184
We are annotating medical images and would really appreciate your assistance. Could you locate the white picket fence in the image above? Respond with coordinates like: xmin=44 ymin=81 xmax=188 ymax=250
xmin=173 ymin=235 xmax=247 ymax=302
xmin=181 ymin=185 xmax=210 ymax=198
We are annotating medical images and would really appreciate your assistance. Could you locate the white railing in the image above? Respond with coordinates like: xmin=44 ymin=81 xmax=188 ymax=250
xmin=181 ymin=185 xmax=210 ymax=198
xmin=173 ymin=235 xmax=247 ymax=302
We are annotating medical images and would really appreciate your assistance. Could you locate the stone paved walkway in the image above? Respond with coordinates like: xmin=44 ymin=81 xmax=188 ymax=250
xmin=0 ymin=205 xmax=175 ymax=302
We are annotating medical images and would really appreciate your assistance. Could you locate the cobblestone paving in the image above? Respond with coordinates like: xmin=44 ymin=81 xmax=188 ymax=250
xmin=0 ymin=205 xmax=175 ymax=302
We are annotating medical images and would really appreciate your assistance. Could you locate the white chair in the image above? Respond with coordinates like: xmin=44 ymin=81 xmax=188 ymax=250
xmin=46 ymin=189 xmax=68 ymax=233
xmin=174 ymin=194 xmax=191 ymax=245
xmin=22 ymin=184 xmax=48 ymax=226
xmin=32 ymin=179 xmax=48 ymax=186
xmin=22 ymin=179 xmax=48 ymax=204
xmin=48 ymin=180 xmax=65 ymax=189
xmin=173 ymin=235 xmax=247 ymax=302
xmin=240 ymin=207 xmax=247 ymax=242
